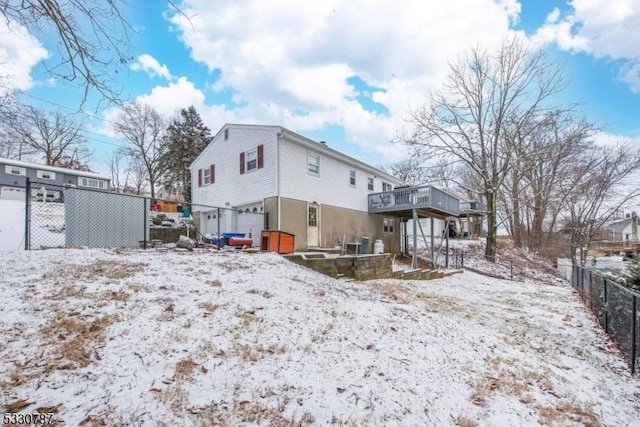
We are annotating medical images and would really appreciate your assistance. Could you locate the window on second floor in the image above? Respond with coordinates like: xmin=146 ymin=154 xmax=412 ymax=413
xmin=308 ymin=152 xmax=320 ymax=175
xmin=80 ymin=177 xmax=106 ymax=189
xmin=5 ymin=165 xmax=25 ymax=176
xmin=246 ymin=149 xmax=257 ymax=171
xmin=382 ymin=182 xmax=393 ymax=192
xmin=37 ymin=170 xmax=56 ymax=180
xmin=239 ymin=145 xmax=264 ymax=175
xmin=349 ymin=169 xmax=356 ymax=186
xmin=367 ymin=176 xmax=374 ymax=191
xmin=198 ymin=164 xmax=215 ymax=187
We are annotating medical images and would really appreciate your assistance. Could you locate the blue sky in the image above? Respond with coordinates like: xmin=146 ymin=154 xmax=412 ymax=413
xmin=1 ymin=0 xmax=639 ymax=169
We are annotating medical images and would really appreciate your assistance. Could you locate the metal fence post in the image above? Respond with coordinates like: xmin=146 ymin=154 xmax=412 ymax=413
xmin=632 ymin=295 xmax=637 ymax=375
xmin=24 ymin=177 xmax=31 ymax=250
xmin=604 ymin=280 xmax=609 ymax=334
xmin=143 ymin=197 xmax=148 ymax=249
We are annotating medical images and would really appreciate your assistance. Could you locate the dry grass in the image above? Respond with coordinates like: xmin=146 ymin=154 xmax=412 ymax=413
xmin=50 ymin=259 xmax=147 ymax=282
xmin=200 ymin=302 xmax=219 ymax=313
xmin=174 ymin=358 xmax=202 ymax=381
xmin=207 ymin=278 xmax=222 ymax=287
xmin=40 ymin=312 xmax=120 ymax=370
xmin=454 ymin=414 xmax=479 ymax=427
xmin=415 ymin=291 xmax=472 ymax=316
xmin=233 ymin=342 xmax=287 ymax=362
xmin=536 ymin=402 xmax=602 ymax=426
xmin=362 ymin=282 xmax=411 ymax=304
xmin=470 ymin=356 xmax=556 ymax=408
xmin=468 ymin=356 xmax=601 ymax=425
xmin=246 ymin=288 xmax=274 ymax=298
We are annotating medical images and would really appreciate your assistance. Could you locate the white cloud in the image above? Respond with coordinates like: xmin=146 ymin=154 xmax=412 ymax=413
xmin=130 ymin=54 xmax=172 ymax=80
xmin=620 ymin=62 xmax=640 ymax=94
xmin=534 ymin=0 xmax=640 ymax=92
xmin=97 ymin=77 xmax=210 ymax=139
xmin=136 ymin=77 xmax=205 ymax=117
xmin=0 ymin=20 xmax=48 ymax=93
xmin=168 ymin=0 xmax=520 ymax=161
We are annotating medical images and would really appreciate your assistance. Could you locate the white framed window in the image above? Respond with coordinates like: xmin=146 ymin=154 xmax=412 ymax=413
xmin=79 ymin=177 xmax=106 ymax=189
xmin=37 ymin=170 xmax=56 ymax=180
xmin=203 ymin=168 xmax=211 ymax=185
xmin=367 ymin=176 xmax=374 ymax=191
xmin=382 ymin=182 xmax=392 ymax=192
xmin=383 ymin=217 xmax=395 ymax=233
xmin=349 ymin=169 xmax=356 ymax=186
xmin=5 ymin=165 xmax=26 ymax=176
xmin=308 ymin=152 xmax=320 ymax=175
xmin=246 ymin=149 xmax=257 ymax=171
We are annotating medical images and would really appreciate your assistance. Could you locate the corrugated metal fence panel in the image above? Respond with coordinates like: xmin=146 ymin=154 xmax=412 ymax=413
xmin=65 ymin=189 xmax=148 ymax=248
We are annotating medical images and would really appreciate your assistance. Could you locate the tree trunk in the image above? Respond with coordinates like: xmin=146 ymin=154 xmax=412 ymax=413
xmin=485 ymin=191 xmax=497 ymax=261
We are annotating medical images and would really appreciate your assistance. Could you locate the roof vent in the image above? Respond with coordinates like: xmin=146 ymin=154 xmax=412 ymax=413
xmin=319 ymin=140 xmax=327 ymax=145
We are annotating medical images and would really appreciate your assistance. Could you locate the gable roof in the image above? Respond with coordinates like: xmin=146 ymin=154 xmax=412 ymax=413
xmin=0 ymin=157 xmax=110 ymax=181
xmin=194 ymin=123 xmax=402 ymax=185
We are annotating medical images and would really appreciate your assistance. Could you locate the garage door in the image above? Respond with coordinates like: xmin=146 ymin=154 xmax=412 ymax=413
xmin=0 ymin=186 xmax=26 ymax=201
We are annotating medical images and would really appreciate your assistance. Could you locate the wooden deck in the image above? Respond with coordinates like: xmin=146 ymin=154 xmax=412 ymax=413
xmin=367 ymin=185 xmax=460 ymax=219
xmin=592 ymin=240 xmax=640 ymax=257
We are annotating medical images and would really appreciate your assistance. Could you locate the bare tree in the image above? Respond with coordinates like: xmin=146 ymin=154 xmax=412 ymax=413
xmin=106 ymin=148 xmax=130 ymax=192
xmin=403 ymin=35 xmax=566 ymax=261
xmin=498 ymin=109 xmax=598 ymax=249
xmin=0 ymin=0 xmax=136 ymax=105
xmin=563 ymin=145 xmax=640 ymax=265
xmin=6 ymin=105 xmax=90 ymax=165
xmin=113 ymin=102 xmax=165 ymax=198
xmin=383 ymin=157 xmax=428 ymax=185
xmin=127 ymin=155 xmax=148 ymax=196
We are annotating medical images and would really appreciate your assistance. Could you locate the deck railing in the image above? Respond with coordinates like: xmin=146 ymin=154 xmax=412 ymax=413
xmin=368 ymin=185 xmax=460 ymax=216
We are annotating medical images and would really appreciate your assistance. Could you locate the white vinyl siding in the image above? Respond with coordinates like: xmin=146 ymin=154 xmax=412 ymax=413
xmin=279 ymin=139 xmax=385 ymax=212
xmin=5 ymin=165 xmax=26 ymax=176
xmin=191 ymin=126 xmax=277 ymax=207
xmin=37 ymin=170 xmax=56 ymax=180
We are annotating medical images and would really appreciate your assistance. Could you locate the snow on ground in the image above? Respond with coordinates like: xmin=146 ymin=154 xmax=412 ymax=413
xmin=1 ymin=248 xmax=639 ymax=426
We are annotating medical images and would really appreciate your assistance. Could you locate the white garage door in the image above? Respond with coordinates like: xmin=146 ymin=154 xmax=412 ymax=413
xmin=0 ymin=187 xmax=26 ymax=201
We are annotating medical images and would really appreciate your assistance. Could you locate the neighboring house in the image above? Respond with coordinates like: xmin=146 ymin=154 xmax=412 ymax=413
xmin=608 ymin=213 xmax=639 ymax=241
xmin=190 ymin=124 xmax=404 ymax=252
xmin=0 ymin=157 xmax=111 ymax=202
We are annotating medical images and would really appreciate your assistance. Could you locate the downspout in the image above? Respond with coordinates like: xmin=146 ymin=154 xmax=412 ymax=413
xmin=277 ymin=130 xmax=282 ymax=230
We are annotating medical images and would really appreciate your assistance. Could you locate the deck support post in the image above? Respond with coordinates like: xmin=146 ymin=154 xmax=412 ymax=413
xmin=412 ymin=209 xmax=418 ymax=269
xmin=430 ymin=217 xmax=435 ymax=267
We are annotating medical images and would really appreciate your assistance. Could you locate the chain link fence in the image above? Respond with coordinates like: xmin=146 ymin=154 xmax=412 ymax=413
xmin=20 ymin=178 xmax=264 ymax=250
xmin=572 ymin=265 xmax=639 ymax=374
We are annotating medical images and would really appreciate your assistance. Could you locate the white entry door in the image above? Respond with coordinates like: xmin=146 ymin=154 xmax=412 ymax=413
xmin=307 ymin=203 xmax=320 ymax=248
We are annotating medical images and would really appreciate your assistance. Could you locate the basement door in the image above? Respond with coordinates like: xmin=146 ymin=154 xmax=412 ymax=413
xmin=307 ymin=203 xmax=320 ymax=248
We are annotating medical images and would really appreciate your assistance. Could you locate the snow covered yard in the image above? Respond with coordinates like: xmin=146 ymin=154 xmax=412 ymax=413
xmin=1 ymin=249 xmax=639 ymax=426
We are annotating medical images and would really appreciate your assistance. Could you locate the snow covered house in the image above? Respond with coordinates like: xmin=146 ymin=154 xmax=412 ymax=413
xmin=190 ymin=124 xmax=405 ymax=252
